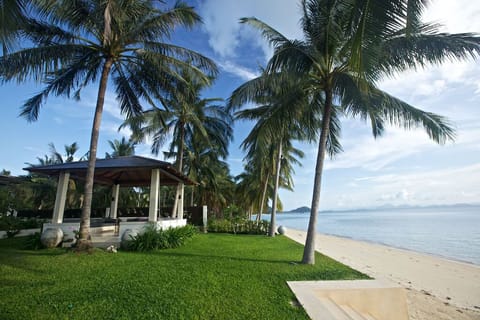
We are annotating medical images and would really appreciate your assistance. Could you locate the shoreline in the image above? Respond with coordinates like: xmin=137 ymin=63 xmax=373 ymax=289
xmin=314 ymin=230 xmax=479 ymax=267
xmin=284 ymin=228 xmax=480 ymax=319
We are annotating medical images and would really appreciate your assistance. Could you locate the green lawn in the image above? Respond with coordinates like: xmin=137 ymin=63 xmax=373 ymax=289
xmin=0 ymin=233 xmax=368 ymax=319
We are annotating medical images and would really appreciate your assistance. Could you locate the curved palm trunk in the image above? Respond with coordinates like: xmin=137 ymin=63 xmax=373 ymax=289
xmin=77 ymin=58 xmax=113 ymax=248
xmin=257 ymin=172 xmax=270 ymax=223
xmin=269 ymin=141 xmax=282 ymax=237
xmin=171 ymin=125 xmax=185 ymax=218
xmin=302 ymin=89 xmax=333 ymax=264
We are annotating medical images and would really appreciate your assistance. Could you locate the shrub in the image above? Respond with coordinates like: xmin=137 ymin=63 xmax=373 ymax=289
xmin=0 ymin=216 xmax=44 ymax=231
xmin=23 ymin=232 xmax=45 ymax=250
xmin=125 ymin=224 xmax=196 ymax=252
xmin=208 ymin=218 xmax=270 ymax=235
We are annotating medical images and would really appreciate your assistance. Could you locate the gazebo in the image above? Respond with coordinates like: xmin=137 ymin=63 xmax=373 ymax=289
xmin=24 ymin=156 xmax=196 ymax=240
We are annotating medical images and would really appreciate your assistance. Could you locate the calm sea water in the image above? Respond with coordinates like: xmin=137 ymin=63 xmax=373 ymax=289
xmin=269 ymin=205 xmax=480 ymax=265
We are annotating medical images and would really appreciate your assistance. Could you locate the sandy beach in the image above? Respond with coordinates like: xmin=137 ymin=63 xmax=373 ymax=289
xmin=285 ymin=229 xmax=480 ymax=320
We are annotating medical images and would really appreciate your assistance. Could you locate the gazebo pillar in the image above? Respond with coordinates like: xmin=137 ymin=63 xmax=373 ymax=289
xmin=110 ymin=184 xmax=120 ymax=219
xmin=177 ymin=183 xmax=184 ymax=219
xmin=52 ymin=172 xmax=70 ymax=224
xmin=148 ymin=169 xmax=160 ymax=222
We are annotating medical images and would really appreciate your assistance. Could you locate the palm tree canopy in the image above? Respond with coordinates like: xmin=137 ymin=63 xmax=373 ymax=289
xmin=0 ymin=0 xmax=218 ymax=121
xmin=105 ymin=137 xmax=135 ymax=158
xmin=241 ymin=0 xmax=480 ymax=144
xmin=122 ymin=66 xmax=233 ymax=169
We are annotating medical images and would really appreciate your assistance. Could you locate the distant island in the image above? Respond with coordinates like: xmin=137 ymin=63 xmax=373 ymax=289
xmin=283 ymin=206 xmax=311 ymax=213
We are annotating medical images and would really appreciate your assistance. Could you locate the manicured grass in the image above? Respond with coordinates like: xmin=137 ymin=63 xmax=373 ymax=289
xmin=0 ymin=233 xmax=368 ymax=319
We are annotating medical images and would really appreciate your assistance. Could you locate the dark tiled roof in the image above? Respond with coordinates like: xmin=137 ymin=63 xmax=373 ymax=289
xmin=24 ymin=156 xmax=195 ymax=186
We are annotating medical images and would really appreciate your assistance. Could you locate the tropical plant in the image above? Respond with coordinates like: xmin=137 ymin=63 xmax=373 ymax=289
xmin=124 ymin=223 xmax=196 ymax=251
xmin=105 ymin=136 xmax=136 ymax=158
xmin=0 ymin=0 xmax=28 ymax=55
xmin=123 ymin=67 xmax=232 ymax=216
xmin=241 ymin=0 xmax=480 ymax=263
xmin=208 ymin=217 xmax=270 ymax=235
xmin=182 ymin=124 xmax=235 ymax=213
xmin=230 ymin=72 xmax=319 ymax=235
xmin=23 ymin=231 xmax=45 ymax=250
xmin=1 ymin=0 xmax=217 ymax=249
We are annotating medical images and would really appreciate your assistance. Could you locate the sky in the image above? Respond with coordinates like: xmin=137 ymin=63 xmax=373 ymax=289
xmin=0 ymin=0 xmax=479 ymax=211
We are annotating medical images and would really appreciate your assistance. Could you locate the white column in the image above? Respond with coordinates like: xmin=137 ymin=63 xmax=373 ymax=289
xmin=149 ymin=169 xmax=160 ymax=222
xmin=177 ymin=183 xmax=184 ymax=219
xmin=110 ymin=184 xmax=120 ymax=219
xmin=52 ymin=172 xmax=70 ymax=224
xmin=202 ymin=205 xmax=208 ymax=233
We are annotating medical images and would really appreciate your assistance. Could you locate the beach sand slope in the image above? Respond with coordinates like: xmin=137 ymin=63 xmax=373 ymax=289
xmin=285 ymin=229 xmax=480 ymax=320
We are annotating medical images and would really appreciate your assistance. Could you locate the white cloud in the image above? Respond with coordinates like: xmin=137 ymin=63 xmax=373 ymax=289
xmin=199 ymin=0 xmax=302 ymax=59
xmin=218 ymin=60 xmax=259 ymax=81
xmin=324 ymin=126 xmax=437 ymax=171
xmin=422 ymin=0 xmax=480 ymax=34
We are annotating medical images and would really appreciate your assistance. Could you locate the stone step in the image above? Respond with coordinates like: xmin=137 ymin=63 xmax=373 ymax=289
xmin=340 ymin=305 xmax=375 ymax=320
xmin=318 ymin=298 xmax=353 ymax=320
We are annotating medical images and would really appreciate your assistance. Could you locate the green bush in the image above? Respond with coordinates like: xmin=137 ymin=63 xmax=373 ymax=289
xmin=208 ymin=218 xmax=270 ymax=235
xmin=23 ymin=232 xmax=45 ymax=250
xmin=125 ymin=224 xmax=196 ymax=252
xmin=0 ymin=216 xmax=43 ymax=231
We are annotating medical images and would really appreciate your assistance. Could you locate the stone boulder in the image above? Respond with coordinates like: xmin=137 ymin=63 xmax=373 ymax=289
xmin=277 ymin=225 xmax=287 ymax=235
xmin=121 ymin=229 xmax=137 ymax=248
xmin=41 ymin=228 xmax=64 ymax=248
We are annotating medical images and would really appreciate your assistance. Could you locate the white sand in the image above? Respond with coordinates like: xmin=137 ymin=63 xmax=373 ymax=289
xmin=284 ymin=229 xmax=480 ymax=320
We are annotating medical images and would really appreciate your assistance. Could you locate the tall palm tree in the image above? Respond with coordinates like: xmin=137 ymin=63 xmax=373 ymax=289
xmin=230 ymin=72 xmax=325 ymax=236
xmin=183 ymin=126 xmax=233 ymax=210
xmin=123 ymin=68 xmax=232 ymax=216
xmin=105 ymin=137 xmax=136 ymax=158
xmin=242 ymin=0 xmax=480 ymax=264
xmin=1 ymin=0 xmax=217 ymax=249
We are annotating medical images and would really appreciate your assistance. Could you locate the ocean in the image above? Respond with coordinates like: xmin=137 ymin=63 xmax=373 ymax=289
xmin=269 ymin=205 xmax=480 ymax=265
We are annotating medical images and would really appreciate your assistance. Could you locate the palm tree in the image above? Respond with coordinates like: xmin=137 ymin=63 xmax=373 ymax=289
xmin=123 ymin=67 xmax=232 ymax=216
xmin=105 ymin=137 xmax=135 ymax=158
xmin=183 ymin=127 xmax=234 ymax=210
xmin=1 ymin=0 xmax=217 ymax=249
xmin=242 ymin=0 xmax=480 ymax=264
xmin=230 ymin=72 xmax=323 ymax=235
xmin=234 ymin=162 xmax=267 ymax=219
xmin=48 ymin=142 xmax=81 ymax=163
xmin=0 ymin=0 xmax=28 ymax=55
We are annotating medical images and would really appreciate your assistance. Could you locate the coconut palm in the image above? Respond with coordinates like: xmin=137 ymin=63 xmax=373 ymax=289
xmin=242 ymin=0 xmax=480 ymax=263
xmin=123 ymin=68 xmax=232 ymax=216
xmin=105 ymin=137 xmax=135 ymax=158
xmin=48 ymin=142 xmax=81 ymax=163
xmin=0 ymin=0 xmax=28 ymax=55
xmin=182 ymin=127 xmax=234 ymax=210
xmin=230 ymin=72 xmax=328 ymax=236
xmin=0 ymin=0 xmax=217 ymax=248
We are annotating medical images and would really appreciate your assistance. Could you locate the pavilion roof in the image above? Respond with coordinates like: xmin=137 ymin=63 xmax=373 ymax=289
xmin=23 ymin=156 xmax=195 ymax=187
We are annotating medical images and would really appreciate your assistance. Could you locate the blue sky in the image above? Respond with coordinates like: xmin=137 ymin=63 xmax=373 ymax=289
xmin=1 ymin=0 xmax=479 ymax=211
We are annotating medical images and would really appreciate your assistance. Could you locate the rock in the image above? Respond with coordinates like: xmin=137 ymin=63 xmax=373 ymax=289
xmin=106 ymin=245 xmax=117 ymax=253
xmin=121 ymin=229 xmax=137 ymax=248
xmin=41 ymin=228 xmax=64 ymax=248
xmin=277 ymin=225 xmax=287 ymax=235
